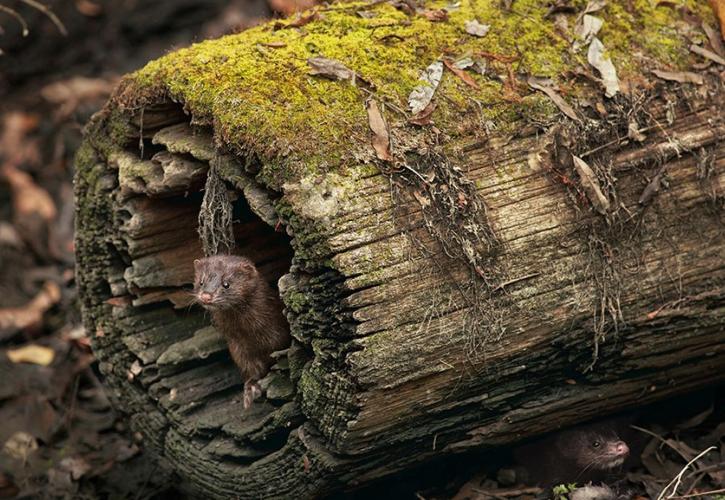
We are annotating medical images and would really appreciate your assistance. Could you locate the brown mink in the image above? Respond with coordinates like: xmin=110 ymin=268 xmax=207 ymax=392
xmin=513 ymin=421 xmax=630 ymax=487
xmin=193 ymin=255 xmax=290 ymax=409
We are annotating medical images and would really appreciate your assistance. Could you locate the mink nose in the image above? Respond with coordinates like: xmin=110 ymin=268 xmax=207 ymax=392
xmin=200 ymin=292 xmax=213 ymax=303
xmin=615 ymin=441 xmax=629 ymax=456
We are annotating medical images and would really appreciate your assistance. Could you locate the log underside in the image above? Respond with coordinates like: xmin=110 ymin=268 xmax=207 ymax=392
xmin=75 ymin=81 xmax=725 ymax=497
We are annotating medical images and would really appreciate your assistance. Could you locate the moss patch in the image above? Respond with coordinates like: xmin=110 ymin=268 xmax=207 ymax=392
xmin=116 ymin=0 xmax=705 ymax=189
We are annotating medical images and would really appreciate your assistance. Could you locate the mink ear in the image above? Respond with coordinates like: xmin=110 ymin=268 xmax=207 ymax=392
xmin=238 ymin=260 xmax=255 ymax=273
xmin=193 ymin=259 xmax=201 ymax=270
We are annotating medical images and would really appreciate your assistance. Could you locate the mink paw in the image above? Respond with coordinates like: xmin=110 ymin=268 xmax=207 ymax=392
xmin=243 ymin=381 xmax=262 ymax=409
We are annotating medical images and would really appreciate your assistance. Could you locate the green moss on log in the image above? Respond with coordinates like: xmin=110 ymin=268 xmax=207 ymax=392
xmin=115 ymin=0 xmax=709 ymax=190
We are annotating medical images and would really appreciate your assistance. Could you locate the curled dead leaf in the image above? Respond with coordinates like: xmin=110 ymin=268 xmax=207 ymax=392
xmin=366 ymin=100 xmax=393 ymax=162
xmin=527 ymin=76 xmax=579 ymax=121
xmin=307 ymin=57 xmax=371 ymax=87
xmin=464 ymin=19 xmax=490 ymax=37
xmin=571 ymin=154 xmax=610 ymax=214
xmin=1 ymin=163 xmax=56 ymax=222
xmin=409 ymin=102 xmax=436 ymax=126
xmin=0 ymin=281 xmax=61 ymax=335
xmin=588 ymin=37 xmax=620 ymax=97
xmin=273 ymin=11 xmax=320 ymax=30
xmin=408 ymin=61 xmax=444 ymax=114
xmin=421 ymin=9 xmax=448 ymax=22
xmin=690 ymin=43 xmax=725 ymax=65
xmin=652 ymin=69 xmax=704 ymax=85
xmin=443 ymin=58 xmax=479 ymax=89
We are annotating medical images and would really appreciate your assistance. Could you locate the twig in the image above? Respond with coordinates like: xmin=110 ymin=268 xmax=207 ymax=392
xmin=669 ymin=488 xmax=725 ymax=499
xmin=493 ymin=272 xmax=541 ymax=292
xmin=19 ymin=0 xmax=67 ymax=35
xmin=0 ymin=4 xmax=29 ymax=35
xmin=656 ymin=446 xmax=717 ymax=500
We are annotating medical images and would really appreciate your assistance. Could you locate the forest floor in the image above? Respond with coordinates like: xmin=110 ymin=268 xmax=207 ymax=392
xmin=0 ymin=1 xmax=723 ymax=499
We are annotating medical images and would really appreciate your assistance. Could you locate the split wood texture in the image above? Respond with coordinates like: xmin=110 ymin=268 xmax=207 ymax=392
xmin=75 ymin=3 xmax=725 ymax=498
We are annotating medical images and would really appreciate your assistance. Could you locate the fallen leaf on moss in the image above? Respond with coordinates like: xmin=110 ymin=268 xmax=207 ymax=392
xmin=588 ymin=37 xmax=620 ymax=97
xmin=477 ymin=51 xmax=518 ymax=63
xmin=502 ymin=65 xmax=522 ymax=102
xmin=307 ymin=57 xmax=371 ymax=87
xmin=573 ymin=14 xmax=602 ymax=51
xmin=527 ymin=76 xmax=579 ymax=121
xmin=421 ymin=9 xmax=448 ymax=21
xmin=260 ymin=41 xmax=287 ymax=48
xmin=366 ymin=100 xmax=392 ymax=162
xmin=443 ymin=58 xmax=479 ymax=89
xmin=273 ymin=11 xmax=320 ymax=30
xmin=651 ymin=69 xmax=704 ymax=85
xmin=409 ymin=61 xmax=443 ymax=114
xmin=572 ymin=154 xmax=610 ymax=214
xmin=702 ymin=22 xmax=725 ymax=59
xmin=464 ymin=19 xmax=489 ymax=37
xmin=307 ymin=57 xmax=355 ymax=81
xmin=409 ymin=102 xmax=436 ymax=126
xmin=0 ymin=281 xmax=61 ymax=335
xmin=6 ymin=344 xmax=55 ymax=366
xmin=690 ymin=43 xmax=725 ymax=65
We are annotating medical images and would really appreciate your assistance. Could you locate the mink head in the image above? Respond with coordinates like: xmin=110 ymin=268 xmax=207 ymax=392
xmin=560 ymin=428 xmax=630 ymax=472
xmin=193 ymin=255 xmax=259 ymax=310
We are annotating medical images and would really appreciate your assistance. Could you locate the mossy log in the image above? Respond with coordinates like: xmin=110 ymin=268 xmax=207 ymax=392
xmin=75 ymin=1 xmax=724 ymax=497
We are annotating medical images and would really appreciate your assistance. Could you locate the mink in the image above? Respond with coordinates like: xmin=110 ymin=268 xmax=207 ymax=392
xmin=513 ymin=421 xmax=631 ymax=487
xmin=192 ymin=255 xmax=290 ymax=409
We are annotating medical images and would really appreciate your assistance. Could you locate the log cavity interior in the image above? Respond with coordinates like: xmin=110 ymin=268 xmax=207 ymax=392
xmin=112 ymin=111 xmax=298 ymax=457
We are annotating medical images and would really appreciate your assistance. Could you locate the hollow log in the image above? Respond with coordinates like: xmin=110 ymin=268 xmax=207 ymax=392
xmin=74 ymin=1 xmax=725 ymax=497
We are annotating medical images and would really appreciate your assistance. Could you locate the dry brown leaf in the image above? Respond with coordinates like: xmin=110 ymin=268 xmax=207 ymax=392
xmin=502 ymin=65 xmax=522 ymax=102
xmin=691 ymin=43 xmax=725 ymax=65
xmin=527 ymin=76 xmax=579 ymax=121
xmin=0 ymin=112 xmax=40 ymax=167
xmin=464 ymin=19 xmax=490 ymax=37
xmin=273 ymin=11 xmax=320 ymax=30
xmin=572 ymin=154 xmax=610 ymax=214
xmin=41 ymin=76 xmax=116 ymax=119
xmin=412 ymin=189 xmax=431 ymax=208
xmin=366 ymin=100 xmax=392 ymax=162
xmin=477 ymin=51 xmax=518 ymax=63
xmin=709 ymin=0 xmax=725 ymax=39
xmin=652 ymin=69 xmax=704 ymax=85
xmin=1 ymin=163 xmax=56 ymax=222
xmin=267 ymin=0 xmax=317 ymax=16
xmin=0 ymin=281 xmax=61 ymax=334
xmin=421 ymin=9 xmax=448 ymax=22
xmin=74 ymin=0 xmax=102 ymax=17
xmin=308 ymin=57 xmax=355 ymax=81
xmin=6 ymin=344 xmax=55 ymax=366
xmin=443 ymin=58 xmax=479 ymax=89
xmin=409 ymin=102 xmax=436 ymax=126
xmin=260 ymin=41 xmax=287 ymax=48
xmin=702 ymin=21 xmax=725 ymax=59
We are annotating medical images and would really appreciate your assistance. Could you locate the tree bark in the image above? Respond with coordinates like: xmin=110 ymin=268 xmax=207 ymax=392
xmin=74 ymin=2 xmax=725 ymax=497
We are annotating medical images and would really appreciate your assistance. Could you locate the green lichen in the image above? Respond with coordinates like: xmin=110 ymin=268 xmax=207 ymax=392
xmin=118 ymin=0 xmax=702 ymax=188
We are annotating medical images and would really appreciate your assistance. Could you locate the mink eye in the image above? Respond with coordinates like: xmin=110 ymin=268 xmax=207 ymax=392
xmin=592 ymin=441 xmax=601 ymax=448
xmin=223 ymin=281 xmax=230 ymax=289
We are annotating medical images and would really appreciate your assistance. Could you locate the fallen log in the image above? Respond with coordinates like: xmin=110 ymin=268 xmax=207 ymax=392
xmin=74 ymin=1 xmax=725 ymax=497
